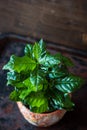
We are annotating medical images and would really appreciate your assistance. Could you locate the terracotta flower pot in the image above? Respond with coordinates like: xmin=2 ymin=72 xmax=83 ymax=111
xmin=17 ymin=102 xmax=66 ymax=127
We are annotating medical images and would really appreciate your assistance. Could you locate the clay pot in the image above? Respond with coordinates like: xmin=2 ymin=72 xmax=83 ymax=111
xmin=17 ymin=102 xmax=66 ymax=127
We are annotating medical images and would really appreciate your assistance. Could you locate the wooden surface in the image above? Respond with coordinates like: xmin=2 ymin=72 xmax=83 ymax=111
xmin=0 ymin=35 xmax=87 ymax=130
xmin=0 ymin=0 xmax=87 ymax=51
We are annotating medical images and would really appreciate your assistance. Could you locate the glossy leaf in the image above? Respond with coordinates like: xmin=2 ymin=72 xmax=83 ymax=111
xmin=27 ymin=92 xmax=48 ymax=113
xmin=3 ymin=39 xmax=84 ymax=113
xmin=24 ymin=44 xmax=33 ymax=58
xmin=29 ymin=67 xmax=48 ymax=89
xmin=3 ymin=55 xmax=36 ymax=72
xmin=39 ymin=54 xmax=61 ymax=67
xmin=55 ymin=74 xmax=84 ymax=93
xmin=7 ymin=71 xmax=30 ymax=89
xmin=49 ymin=65 xmax=68 ymax=78
xmin=39 ymin=39 xmax=46 ymax=57
xmin=32 ymin=41 xmax=46 ymax=61
xmin=33 ymin=42 xmax=41 ymax=60
xmin=23 ymin=77 xmax=43 ymax=91
xmin=49 ymin=89 xmax=74 ymax=110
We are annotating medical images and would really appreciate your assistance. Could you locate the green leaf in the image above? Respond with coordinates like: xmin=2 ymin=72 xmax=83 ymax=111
xmin=33 ymin=42 xmax=41 ymax=60
xmin=39 ymin=39 xmax=46 ymax=57
xmin=39 ymin=39 xmax=43 ymax=45
xmin=23 ymin=77 xmax=38 ymax=91
xmin=29 ymin=67 xmax=47 ymax=88
xmin=24 ymin=44 xmax=33 ymax=58
xmin=55 ymin=53 xmax=74 ymax=67
xmin=49 ymin=89 xmax=74 ymax=110
xmin=9 ymin=90 xmax=20 ymax=101
xmin=6 ymin=71 xmax=30 ymax=89
xmin=13 ymin=82 xmax=26 ymax=88
xmin=32 ymin=41 xmax=46 ymax=61
xmin=55 ymin=74 xmax=84 ymax=93
xmin=39 ymin=54 xmax=61 ymax=67
xmin=19 ymin=78 xmax=41 ymax=100
xmin=7 ymin=80 xmax=26 ymax=89
xmin=23 ymin=77 xmax=46 ymax=92
xmin=7 ymin=71 xmax=30 ymax=82
xmin=30 ymin=104 xmax=48 ymax=113
xmin=49 ymin=89 xmax=64 ymax=110
xmin=3 ymin=55 xmax=36 ymax=72
xmin=63 ymin=93 xmax=75 ymax=110
xmin=7 ymin=71 xmax=21 ymax=87
xmin=27 ymin=92 xmax=48 ymax=113
xmin=49 ymin=65 xmax=68 ymax=78
xmin=3 ymin=39 xmax=84 ymax=113
xmin=19 ymin=89 xmax=30 ymax=100
xmin=7 ymin=71 xmax=20 ymax=82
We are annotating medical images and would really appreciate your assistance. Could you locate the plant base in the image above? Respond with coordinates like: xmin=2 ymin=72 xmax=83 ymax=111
xmin=17 ymin=102 xmax=66 ymax=127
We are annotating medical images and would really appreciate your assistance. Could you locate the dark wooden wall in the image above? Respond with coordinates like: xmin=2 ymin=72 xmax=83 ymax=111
xmin=0 ymin=0 xmax=87 ymax=51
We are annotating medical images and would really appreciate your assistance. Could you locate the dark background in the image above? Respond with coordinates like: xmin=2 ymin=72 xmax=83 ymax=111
xmin=0 ymin=0 xmax=87 ymax=51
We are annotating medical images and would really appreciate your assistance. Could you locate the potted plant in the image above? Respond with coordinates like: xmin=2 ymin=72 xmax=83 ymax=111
xmin=3 ymin=39 xmax=84 ymax=127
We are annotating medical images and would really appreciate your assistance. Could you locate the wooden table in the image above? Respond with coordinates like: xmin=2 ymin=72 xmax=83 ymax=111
xmin=0 ymin=34 xmax=87 ymax=130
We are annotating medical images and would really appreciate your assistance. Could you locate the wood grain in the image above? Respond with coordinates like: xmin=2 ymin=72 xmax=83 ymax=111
xmin=0 ymin=0 xmax=87 ymax=50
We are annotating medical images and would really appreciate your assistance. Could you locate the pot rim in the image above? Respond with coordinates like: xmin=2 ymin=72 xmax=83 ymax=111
xmin=17 ymin=101 xmax=66 ymax=116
